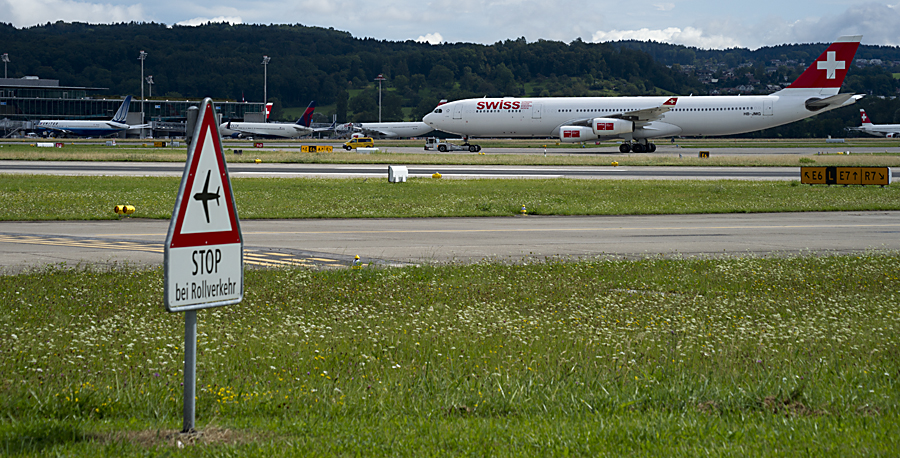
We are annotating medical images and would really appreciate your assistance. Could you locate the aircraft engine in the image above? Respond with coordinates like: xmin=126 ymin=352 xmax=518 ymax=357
xmin=591 ymin=118 xmax=633 ymax=136
xmin=887 ymin=133 xmax=898 ymax=138
xmin=558 ymin=126 xmax=597 ymax=143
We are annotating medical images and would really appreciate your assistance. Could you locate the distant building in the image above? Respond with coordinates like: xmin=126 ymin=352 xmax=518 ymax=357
xmin=0 ymin=76 xmax=264 ymax=138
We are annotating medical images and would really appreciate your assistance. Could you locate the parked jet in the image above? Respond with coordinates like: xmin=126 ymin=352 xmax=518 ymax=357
xmin=220 ymin=101 xmax=317 ymax=139
xmin=36 ymin=96 xmax=146 ymax=137
xmin=347 ymin=121 xmax=434 ymax=138
xmin=850 ymin=109 xmax=900 ymax=137
xmin=423 ymin=36 xmax=863 ymax=153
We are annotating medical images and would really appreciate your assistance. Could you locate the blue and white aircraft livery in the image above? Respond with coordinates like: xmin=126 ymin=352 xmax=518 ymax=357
xmin=36 ymin=96 xmax=146 ymax=137
xmin=424 ymin=36 xmax=863 ymax=153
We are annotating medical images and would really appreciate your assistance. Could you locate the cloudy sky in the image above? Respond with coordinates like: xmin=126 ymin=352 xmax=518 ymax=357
xmin=2 ymin=0 xmax=899 ymax=49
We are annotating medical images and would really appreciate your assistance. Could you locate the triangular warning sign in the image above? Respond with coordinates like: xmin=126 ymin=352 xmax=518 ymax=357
xmin=164 ymin=98 xmax=243 ymax=313
xmin=167 ymin=99 xmax=241 ymax=249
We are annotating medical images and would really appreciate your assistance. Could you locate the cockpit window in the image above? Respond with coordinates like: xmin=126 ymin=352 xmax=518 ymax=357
xmin=433 ymin=109 xmax=443 ymax=113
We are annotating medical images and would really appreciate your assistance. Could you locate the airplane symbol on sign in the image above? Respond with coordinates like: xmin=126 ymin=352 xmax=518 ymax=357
xmin=193 ymin=170 xmax=221 ymax=224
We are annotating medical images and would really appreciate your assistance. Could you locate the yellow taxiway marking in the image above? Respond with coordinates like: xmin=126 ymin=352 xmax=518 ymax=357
xmin=0 ymin=234 xmax=335 ymax=267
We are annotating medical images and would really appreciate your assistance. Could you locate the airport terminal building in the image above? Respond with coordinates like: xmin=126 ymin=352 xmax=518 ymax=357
xmin=0 ymin=76 xmax=266 ymax=138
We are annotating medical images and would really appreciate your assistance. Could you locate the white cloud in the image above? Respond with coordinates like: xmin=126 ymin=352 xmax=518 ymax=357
xmin=653 ymin=3 xmax=674 ymax=11
xmin=0 ymin=0 xmax=145 ymax=27
xmin=177 ymin=16 xmax=243 ymax=26
xmin=416 ymin=32 xmax=443 ymax=45
xmin=592 ymin=27 xmax=741 ymax=50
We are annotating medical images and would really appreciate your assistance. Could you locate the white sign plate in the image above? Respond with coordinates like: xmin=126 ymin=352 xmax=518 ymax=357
xmin=164 ymin=98 xmax=243 ymax=312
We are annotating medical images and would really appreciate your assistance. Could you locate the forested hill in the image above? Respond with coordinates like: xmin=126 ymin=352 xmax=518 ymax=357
xmin=0 ymin=21 xmax=700 ymax=121
xmin=2 ymin=22 xmax=900 ymax=135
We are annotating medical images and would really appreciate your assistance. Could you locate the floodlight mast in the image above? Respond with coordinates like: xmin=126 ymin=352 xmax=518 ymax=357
xmin=262 ymin=56 xmax=271 ymax=104
xmin=138 ymin=50 xmax=148 ymax=136
xmin=1 ymin=54 xmax=9 ymax=79
xmin=146 ymin=75 xmax=154 ymax=98
xmin=375 ymin=74 xmax=386 ymax=122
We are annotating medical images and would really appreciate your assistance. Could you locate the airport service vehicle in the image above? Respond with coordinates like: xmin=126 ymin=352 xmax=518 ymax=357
xmin=424 ymin=137 xmax=481 ymax=152
xmin=219 ymin=101 xmax=317 ymax=139
xmin=344 ymin=137 xmax=374 ymax=150
xmin=423 ymin=36 xmax=863 ymax=153
xmin=36 ymin=96 xmax=147 ymax=137
xmin=348 ymin=121 xmax=434 ymax=138
xmin=851 ymin=109 xmax=900 ymax=137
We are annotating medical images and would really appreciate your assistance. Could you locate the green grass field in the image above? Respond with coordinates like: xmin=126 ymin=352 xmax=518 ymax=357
xmin=0 ymin=175 xmax=898 ymax=221
xmin=1 ymin=254 xmax=898 ymax=455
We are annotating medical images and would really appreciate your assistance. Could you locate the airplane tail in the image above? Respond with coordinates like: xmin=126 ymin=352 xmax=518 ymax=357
xmin=265 ymin=102 xmax=273 ymax=120
xmin=860 ymin=109 xmax=874 ymax=126
xmin=112 ymin=96 xmax=132 ymax=124
xmin=775 ymin=36 xmax=862 ymax=97
xmin=296 ymin=101 xmax=316 ymax=127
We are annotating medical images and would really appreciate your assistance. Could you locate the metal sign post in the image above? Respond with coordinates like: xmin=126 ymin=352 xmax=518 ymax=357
xmin=165 ymin=98 xmax=243 ymax=433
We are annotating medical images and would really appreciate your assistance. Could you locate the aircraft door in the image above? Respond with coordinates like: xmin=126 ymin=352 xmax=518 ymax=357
xmin=763 ymin=99 xmax=773 ymax=116
xmin=453 ymin=103 xmax=463 ymax=119
xmin=532 ymin=103 xmax=542 ymax=119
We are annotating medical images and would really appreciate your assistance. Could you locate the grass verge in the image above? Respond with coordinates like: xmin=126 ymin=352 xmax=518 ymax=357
xmin=0 ymin=175 xmax=898 ymax=221
xmin=1 ymin=254 xmax=898 ymax=455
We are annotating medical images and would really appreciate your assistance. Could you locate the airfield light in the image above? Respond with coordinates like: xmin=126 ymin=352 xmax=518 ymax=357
xmin=262 ymin=56 xmax=271 ymax=104
xmin=375 ymin=74 xmax=386 ymax=122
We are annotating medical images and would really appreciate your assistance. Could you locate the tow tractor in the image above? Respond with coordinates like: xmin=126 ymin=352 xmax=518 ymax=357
xmin=424 ymin=137 xmax=482 ymax=153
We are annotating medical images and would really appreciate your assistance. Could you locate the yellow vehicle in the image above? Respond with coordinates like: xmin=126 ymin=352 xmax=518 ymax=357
xmin=343 ymin=137 xmax=374 ymax=150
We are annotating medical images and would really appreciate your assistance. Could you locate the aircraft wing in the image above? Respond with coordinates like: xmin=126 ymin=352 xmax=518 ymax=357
xmin=564 ymin=97 xmax=678 ymax=129
xmin=124 ymin=123 xmax=150 ymax=130
xmin=618 ymin=98 xmax=678 ymax=123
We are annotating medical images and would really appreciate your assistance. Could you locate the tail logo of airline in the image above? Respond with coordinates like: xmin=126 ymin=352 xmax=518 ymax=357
xmin=861 ymin=110 xmax=870 ymax=123
xmin=663 ymin=97 xmax=678 ymax=106
xmin=818 ymin=51 xmax=846 ymax=79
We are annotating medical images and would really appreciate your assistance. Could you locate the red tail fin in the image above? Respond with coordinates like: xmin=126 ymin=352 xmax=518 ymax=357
xmin=786 ymin=36 xmax=861 ymax=90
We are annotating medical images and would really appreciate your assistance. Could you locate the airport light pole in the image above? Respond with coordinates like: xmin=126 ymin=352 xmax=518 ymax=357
xmin=1 ymin=54 xmax=9 ymax=79
xmin=146 ymin=75 xmax=154 ymax=98
xmin=138 ymin=50 xmax=147 ymax=137
xmin=261 ymin=56 xmax=271 ymax=104
xmin=375 ymin=73 xmax=386 ymax=122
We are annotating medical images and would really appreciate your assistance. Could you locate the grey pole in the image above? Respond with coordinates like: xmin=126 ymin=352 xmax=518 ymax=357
xmin=138 ymin=51 xmax=147 ymax=138
xmin=375 ymin=74 xmax=386 ymax=123
xmin=185 ymin=106 xmax=199 ymax=144
xmin=182 ymin=310 xmax=197 ymax=433
xmin=262 ymin=56 xmax=271 ymax=104
xmin=1 ymin=54 xmax=9 ymax=79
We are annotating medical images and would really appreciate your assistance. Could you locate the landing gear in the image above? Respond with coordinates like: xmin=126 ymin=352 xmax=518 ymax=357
xmin=619 ymin=141 xmax=656 ymax=153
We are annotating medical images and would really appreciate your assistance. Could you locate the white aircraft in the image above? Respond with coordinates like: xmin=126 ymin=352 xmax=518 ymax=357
xmin=851 ymin=109 xmax=900 ymax=137
xmin=347 ymin=121 xmax=434 ymax=138
xmin=423 ymin=36 xmax=864 ymax=153
xmin=220 ymin=101 xmax=317 ymax=139
xmin=36 ymin=96 xmax=146 ymax=137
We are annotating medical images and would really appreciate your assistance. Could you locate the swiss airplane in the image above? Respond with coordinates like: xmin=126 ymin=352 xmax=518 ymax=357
xmin=36 ymin=96 xmax=147 ymax=137
xmin=850 ymin=109 xmax=900 ymax=137
xmin=220 ymin=101 xmax=317 ymax=139
xmin=347 ymin=121 xmax=434 ymax=138
xmin=423 ymin=36 xmax=864 ymax=153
